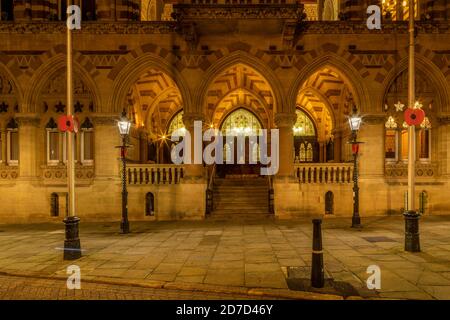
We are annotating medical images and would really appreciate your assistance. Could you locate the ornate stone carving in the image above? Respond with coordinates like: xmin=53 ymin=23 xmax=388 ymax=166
xmin=15 ymin=114 xmax=40 ymax=127
xmin=172 ymin=4 xmax=304 ymax=21
xmin=0 ymin=74 xmax=14 ymax=95
xmin=0 ymin=21 xmax=447 ymax=35
xmin=385 ymin=162 xmax=438 ymax=179
xmin=275 ymin=113 xmax=296 ymax=128
xmin=0 ymin=166 xmax=19 ymax=180
xmin=41 ymin=165 xmax=95 ymax=186
xmin=182 ymin=112 xmax=206 ymax=128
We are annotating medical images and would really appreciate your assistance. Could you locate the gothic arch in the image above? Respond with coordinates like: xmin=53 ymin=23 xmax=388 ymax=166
xmin=297 ymin=86 xmax=336 ymax=131
xmin=109 ymin=53 xmax=192 ymax=114
xmin=25 ymin=55 xmax=101 ymax=114
xmin=0 ymin=63 xmax=24 ymax=110
xmin=288 ymin=53 xmax=371 ymax=115
xmin=381 ymin=55 xmax=450 ymax=114
xmin=210 ymin=87 xmax=272 ymax=130
xmin=196 ymin=51 xmax=285 ymax=115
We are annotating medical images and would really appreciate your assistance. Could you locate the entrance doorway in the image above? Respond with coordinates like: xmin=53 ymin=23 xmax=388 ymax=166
xmin=217 ymin=108 xmax=263 ymax=178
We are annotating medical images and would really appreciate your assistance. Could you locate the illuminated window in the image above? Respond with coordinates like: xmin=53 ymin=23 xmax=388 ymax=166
xmin=221 ymin=108 xmax=262 ymax=137
xmin=382 ymin=0 xmax=418 ymax=21
xmin=419 ymin=117 xmax=431 ymax=161
xmin=167 ymin=111 xmax=186 ymax=137
xmin=46 ymin=118 xmax=60 ymax=165
xmin=385 ymin=116 xmax=398 ymax=161
xmin=293 ymin=109 xmax=316 ymax=136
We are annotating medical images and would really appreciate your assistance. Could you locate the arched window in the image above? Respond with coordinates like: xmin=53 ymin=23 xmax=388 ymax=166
xmin=6 ymin=118 xmax=18 ymax=166
xmin=145 ymin=192 xmax=155 ymax=216
xmin=325 ymin=191 xmax=334 ymax=215
xmin=80 ymin=117 xmax=94 ymax=165
xmin=385 ymin=116 xmax=398 ymax=161
xmin=167 ymin=110 xmax=185 ymax=137
xmin=46 ymin=118 xmax=60 ymax=165
xmin=398 ymin=119 xmax=432 ymax=162
xmin=220 ymin=108 xmax=262 ymax=136
xmin=419 ymin=117 xmax=431 ymax=161
xmin=293 ymin=109 xmax=316 ymax=137
xmin=293 ymin=109 xmax=317 ymax=163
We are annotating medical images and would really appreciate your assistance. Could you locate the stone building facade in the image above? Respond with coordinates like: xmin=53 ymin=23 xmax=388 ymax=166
xmin=0 ymin=0 xmax=449 ymax=223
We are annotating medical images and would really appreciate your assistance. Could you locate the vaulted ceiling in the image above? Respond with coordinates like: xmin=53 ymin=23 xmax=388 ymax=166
xmin=297 ymin=66 xmax=356 ymax=140
xmin=127 ymin=68 xmax=182 ymax=136
xmin=206 ymin=64 xmax=274 ymax=129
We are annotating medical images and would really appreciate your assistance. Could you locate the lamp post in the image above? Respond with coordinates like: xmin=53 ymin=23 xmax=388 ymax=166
xmin=404 ymin=0 xmax=420 ymax=252
xmin=348 ymin=105 xmax=363 ymax=228
xmin=117 ymin=110 xmax=131 ymax=234
xmin=63 ymin=0 xmax=81 ymax=260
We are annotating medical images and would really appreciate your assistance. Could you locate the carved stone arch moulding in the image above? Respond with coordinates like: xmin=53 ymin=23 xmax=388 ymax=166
xmin=196 ymin=50 xmax=285 ymax=117
xmin=287 ymin=53 xmax=371 ymax=118
xmin=381 ymin=55 xmax=450 ymax=114
xmin=109 ymin=52 xmax=192 ymax=116
xmin=0 ymin=63 xmax=23 ymax=112
xmin=24 ymin=55 xmax=101 ymax=114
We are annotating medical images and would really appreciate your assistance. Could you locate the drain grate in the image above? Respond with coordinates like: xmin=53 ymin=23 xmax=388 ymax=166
xmin=363 ymin=236 xmax=397 ymax=243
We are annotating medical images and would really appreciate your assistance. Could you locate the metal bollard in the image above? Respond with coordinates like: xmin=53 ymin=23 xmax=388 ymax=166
xmin=404 ymin=210 xmax=420 ymax=252
xmin=311 ymin=219 xmax=324 ymax=288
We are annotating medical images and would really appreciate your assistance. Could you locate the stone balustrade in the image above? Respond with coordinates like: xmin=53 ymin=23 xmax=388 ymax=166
xmin=294 ymin=163 xmax=354 ymax=184
xmin=127 ymin=164 xmax=184 ymax=185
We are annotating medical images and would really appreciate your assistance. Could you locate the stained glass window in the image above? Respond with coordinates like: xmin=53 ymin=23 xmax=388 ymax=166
xmin=293 ymin=109 xmax=316 ymax=137
xmin=167 ymin=111 xmax=186 ymax=137
xmin=221 ymin=108 xmax=262 ymax=136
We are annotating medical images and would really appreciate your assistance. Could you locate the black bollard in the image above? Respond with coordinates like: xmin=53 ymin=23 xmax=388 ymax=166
xmin=404 ymin=210 xmax=420 ymax=252
xmin=311 ymin=219 xmax=324 ymax=288
xmin=63 ymin=216 xmax=82 ymax=260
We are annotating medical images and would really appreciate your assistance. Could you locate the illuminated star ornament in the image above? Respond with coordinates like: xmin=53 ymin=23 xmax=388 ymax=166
xmin=394 ymin=101 xmax=405 ymax=112
xmin=414 ymin=101 xmax=423 ymax=109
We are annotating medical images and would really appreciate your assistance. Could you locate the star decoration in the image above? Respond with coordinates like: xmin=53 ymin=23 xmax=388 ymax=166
xmin=414 ymin=101 xmax=423 ymax=109
xmin=0 ymin=102 xmax=8 ymax=113
xmin=394 ymin=101 xmax=405 ymax=112
xmin=74 ymin=101 xmax=83 ymax=113
xmin=55 ymin=101 xmax=66 ymax=113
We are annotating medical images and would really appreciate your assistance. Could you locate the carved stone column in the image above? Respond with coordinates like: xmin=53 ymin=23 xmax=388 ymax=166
xmin=182 ymin=112 xmax=205 ymax=181
xmin=91 ymin=114 xmax=120 ymax=178
xmin=15 ymin=114 xmax=40 ymax=178
xmin=274 ymin=112 xmax=296 ymax=178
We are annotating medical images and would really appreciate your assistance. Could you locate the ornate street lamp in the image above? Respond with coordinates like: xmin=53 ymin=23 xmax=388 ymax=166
xmin=117 ymin=110 xmax=131 ymax=234
xmin=348 ymin=105 xmax=363 ymax=228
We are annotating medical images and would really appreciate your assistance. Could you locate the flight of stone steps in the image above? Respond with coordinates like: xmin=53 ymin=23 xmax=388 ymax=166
xmin=208 ymin=176 xmax=272 ymax=220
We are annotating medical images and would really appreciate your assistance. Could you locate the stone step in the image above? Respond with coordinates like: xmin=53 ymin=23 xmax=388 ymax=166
xmin=207 ymin=213 xmax=275 ymax=220
xmin=212 ymin=208 xmax=269 ymax=214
